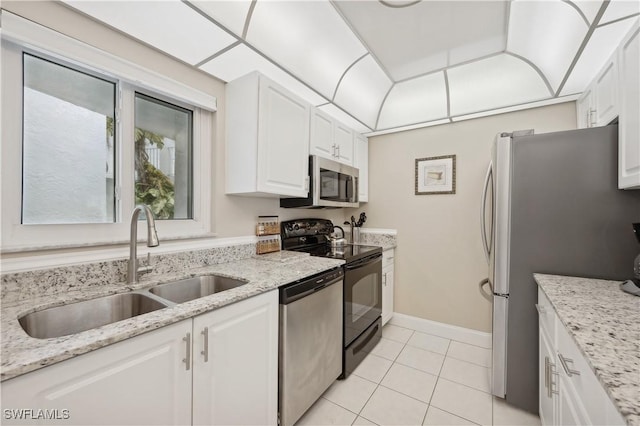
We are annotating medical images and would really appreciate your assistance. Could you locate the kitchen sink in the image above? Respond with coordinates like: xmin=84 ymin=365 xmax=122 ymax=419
xmin=18 ymin=293 xmax=168 ymax=339
xmin=149 ymin=275 xmax=248 ymax=304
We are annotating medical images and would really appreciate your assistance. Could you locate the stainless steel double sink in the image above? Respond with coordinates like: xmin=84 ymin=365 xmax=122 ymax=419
xmin=18 ymin=275 xmax=248 ymax=339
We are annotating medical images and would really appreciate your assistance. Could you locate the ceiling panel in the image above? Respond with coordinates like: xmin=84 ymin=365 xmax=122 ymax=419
xmin=334 ymin=0 xmax=507 ymax=81
xmin=600 ymin=0 xmax=640 ymax=25
xmin=508 ymin=0 xmax=587 ymax=92
xmin=189 ymin=0 xmax=252 ymax=37
xmin=333 ymin=55 xmax=393 ymax=129
xmin=571 ymin=0 xmax=604 ymax=24
xmin=377 ymin=72 xmax=448 ymax=130
xmin=63 ymin=0 xmax=236 ymax=65
xmin=318 ymin=104 xmax=371 ymax=134
xmin=561 ymin=16 xmax=638 ymax=95
xmin=448 ymin=54 xmax=550 ymax=116
xmin=199 ymin=44 xmax=326 ymax=106
xmin=245 ymin=1 xmax=367 ymax=99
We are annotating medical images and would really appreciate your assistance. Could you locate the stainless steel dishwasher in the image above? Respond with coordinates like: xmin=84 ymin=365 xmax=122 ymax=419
xmin=279 ymin=267 xmax=344 ymax=426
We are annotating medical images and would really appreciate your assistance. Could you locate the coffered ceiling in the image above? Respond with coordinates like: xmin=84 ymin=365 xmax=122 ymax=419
xmin=62 ymin=0 xmax=639 ymax=135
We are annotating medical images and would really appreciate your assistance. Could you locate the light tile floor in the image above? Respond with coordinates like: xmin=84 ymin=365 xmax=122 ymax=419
xmin=296 ymin=323 xmax=542 ymax=426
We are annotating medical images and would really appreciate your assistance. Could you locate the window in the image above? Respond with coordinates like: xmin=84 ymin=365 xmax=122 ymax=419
xmin=1 ymin=11 xmax=216 ymax=250
xmin=134 ymin=94 xmax=193 ymax=220
xmin=22 ymin=53 xmax=117 ymax=224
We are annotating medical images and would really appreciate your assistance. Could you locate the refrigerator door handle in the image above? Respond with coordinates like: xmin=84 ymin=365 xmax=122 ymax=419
xmin=480 ymin=162 xmax=493 ymax=263
xmin=479 ymin=278 xmax=493 ymax=300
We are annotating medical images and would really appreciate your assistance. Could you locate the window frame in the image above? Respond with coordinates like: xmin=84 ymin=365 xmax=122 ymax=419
xmin=0 ymin=11 xmax=215 ymax=251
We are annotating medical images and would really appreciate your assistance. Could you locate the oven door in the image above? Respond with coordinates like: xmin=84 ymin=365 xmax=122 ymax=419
xmin=344 ymin=253 xmax=382 ymax=346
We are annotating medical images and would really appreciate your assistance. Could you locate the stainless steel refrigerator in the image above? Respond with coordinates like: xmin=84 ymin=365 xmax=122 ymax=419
xmin=479 ymin=125 xmax=640 ymax=414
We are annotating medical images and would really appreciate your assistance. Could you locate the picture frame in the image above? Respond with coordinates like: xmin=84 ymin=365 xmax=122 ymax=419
xmin=415 ymin=155 xmax=456 ymax=195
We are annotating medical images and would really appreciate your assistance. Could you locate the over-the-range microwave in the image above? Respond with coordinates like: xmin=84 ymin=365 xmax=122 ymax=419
xmin=280 ymin=155 xmax=359 ymax=208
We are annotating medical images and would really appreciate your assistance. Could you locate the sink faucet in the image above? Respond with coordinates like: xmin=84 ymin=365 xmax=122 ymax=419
xmin=127 ymin=205 xmax=160 ymax=284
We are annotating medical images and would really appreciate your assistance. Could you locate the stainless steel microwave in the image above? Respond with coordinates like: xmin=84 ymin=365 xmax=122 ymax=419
xmin=280 ymin=156 xmax=359 ymax=208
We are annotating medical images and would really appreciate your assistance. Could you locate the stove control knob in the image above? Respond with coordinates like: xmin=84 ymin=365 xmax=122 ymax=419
xmin=293 ymin=224 xmax=299 ymax=231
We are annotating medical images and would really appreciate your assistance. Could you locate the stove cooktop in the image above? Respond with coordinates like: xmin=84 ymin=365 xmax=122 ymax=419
xmin=293 ymin=243 xmax=382 ymax=263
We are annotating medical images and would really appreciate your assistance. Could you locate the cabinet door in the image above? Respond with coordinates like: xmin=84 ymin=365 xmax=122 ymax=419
xmin=382 ymin=249 xmax=395 ymax=325
xmin=257 ymin=78 xmax=310 ymax=197
xmin=594 ymin=59 xmax=619 ymax=126
xmin=192 ymin=290 xmax=278 ymax=426
xmin=576 ymin=87 xmax=594 ymax=129
xmin=334 ymin=122 xmax=354 ymax=165
xmin=618 ymin=24 xmax=640 ymax=189
xmin=557 ymin=374 xmax=590 ymax=426
xmin=539 ymin=329 xmax=556 ymax=426
xmin=1 ymin=321 xmax=192 ymax=425
xmin=354 ymin=135 xmax=368 ymax=202
xmin=310 ymin=109 xmax=335 ymax=159
xmin=382 ymin=265 xmax=394 ymax=325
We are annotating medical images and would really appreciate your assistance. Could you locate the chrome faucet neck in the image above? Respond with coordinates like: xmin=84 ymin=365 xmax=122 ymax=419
xmin=127 ymin=205 xmax=160 ymax=284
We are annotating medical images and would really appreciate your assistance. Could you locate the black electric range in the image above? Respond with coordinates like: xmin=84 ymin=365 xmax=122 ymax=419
xmin=281 ymin=219 xmax=383 ymax=379
xmin=281 ymin=219 xmax=382 ymax=261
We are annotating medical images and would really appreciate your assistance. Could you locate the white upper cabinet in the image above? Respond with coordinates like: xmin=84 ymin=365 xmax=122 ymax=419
xmin=575 ymin=22 xmax=640 ymax=189
xmin=226 ymin=72 xmax=310 ymax=198
xmin=594 ymin=58 xmax=619 ymax=127
xmin=618 ymin=24 xmax=640 ymax=189
xmin=310 ymin=108 xmax=354 ymax=166
xmin=354 ymin=134 xmax=369 ymax=203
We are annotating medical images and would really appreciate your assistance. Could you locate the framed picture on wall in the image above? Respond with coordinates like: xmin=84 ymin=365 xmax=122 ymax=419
xmin=415 ymin=155 xmax=456 ymax=195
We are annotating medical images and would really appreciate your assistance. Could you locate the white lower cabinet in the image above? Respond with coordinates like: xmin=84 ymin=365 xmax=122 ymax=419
xmin=537 ymin=288 xmax=625 ymax=426
xmin=1 ymin=320 xmax=193 ymax=425
xmin=1 ymin=291 xmax=279 ymax=426
xmin=192 ymin=290 xmax=278 ymax=426
xmin=382 ymin=248 xmax=395 ymax=325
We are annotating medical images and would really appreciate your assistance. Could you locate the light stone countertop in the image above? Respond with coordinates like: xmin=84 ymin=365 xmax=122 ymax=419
xmin=1 ymin=253 xmax=344 ymax=382
xmin=356 ymin=228 xmax=397 ymax=250
xmin=534 ymin=274 xmax=640 ymax=426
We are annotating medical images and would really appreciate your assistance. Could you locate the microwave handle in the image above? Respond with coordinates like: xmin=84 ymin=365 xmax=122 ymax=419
xmin=352 ymin=176 xmax=359 ymax=202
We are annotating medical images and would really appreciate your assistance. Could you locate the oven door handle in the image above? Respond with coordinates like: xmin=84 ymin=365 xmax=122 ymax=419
xmin=344 ymin=254 xmax=382 ymax=270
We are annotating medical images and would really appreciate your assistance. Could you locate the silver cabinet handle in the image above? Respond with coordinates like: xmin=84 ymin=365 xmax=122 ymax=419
xmin=535 ymin=304 xmax=546 ymax=315
xmin=183 ymin=332 xmax=191 ymax=371
xmin=331 ymin=144 xmax=337 ymax=157
xmin=336 ymin=144 xmax=340 ymax=158
xmin=544 ymin=357 xmax=559 ymax=397
xmin=544 ymin=356 xmax=550 ymax=396
xmin=558 ymin=353 xmax=580 ymax=377
xmin=589 ymin=108 xmax=597 ymax=127
xmin=201 ymin=327 xmax=209 ymax=363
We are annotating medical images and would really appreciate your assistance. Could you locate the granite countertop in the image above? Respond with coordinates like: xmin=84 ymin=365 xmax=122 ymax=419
xmin=356 ymin=228 xmax=397 ymax=250
xmin=534 ymin=274 xmax=640 ymax=425
xmin=1 ymin=252 xmax=344 ymax=381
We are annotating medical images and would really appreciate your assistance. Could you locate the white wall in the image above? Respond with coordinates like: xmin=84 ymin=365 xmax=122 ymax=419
xmin=355 ymin=103 xmax=577 ymax=332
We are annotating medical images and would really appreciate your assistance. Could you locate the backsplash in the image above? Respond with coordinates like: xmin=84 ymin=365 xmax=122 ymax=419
xmin=1 ymin=242 xmax=256 ymax=306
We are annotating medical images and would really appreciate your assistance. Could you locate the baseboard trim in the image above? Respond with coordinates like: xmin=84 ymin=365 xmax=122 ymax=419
xmin=389 ymin=313 xmax=492 ymax=349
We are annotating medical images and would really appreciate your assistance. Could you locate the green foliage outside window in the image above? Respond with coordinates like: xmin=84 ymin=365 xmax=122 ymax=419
xmin=106 ymin=118 xmax=175 ymax=219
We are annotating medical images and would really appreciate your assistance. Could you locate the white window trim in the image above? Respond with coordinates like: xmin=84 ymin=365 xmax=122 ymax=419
xmin=0 ymin=11 xmax=215 ymax=251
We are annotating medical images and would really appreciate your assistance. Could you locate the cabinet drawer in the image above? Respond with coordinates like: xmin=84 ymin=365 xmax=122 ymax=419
xmin=382 ymin=249 xmax=395 ymax=269
xmin=556 ymin=320 xmax=625 ymax=426
xmin=537 ymin=288 xmax=556 ymax=341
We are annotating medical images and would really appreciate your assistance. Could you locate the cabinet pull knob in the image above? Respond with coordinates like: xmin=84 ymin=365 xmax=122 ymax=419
xmin=201 ymin=327 xmax=209 ymax=363
xmin=544 ymin=356 xmax=550 ymax=396
xmin=558 ymin=353 xmax=580 ymax=377
xmin=183 ymin=333 xmax=191 ymax=371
